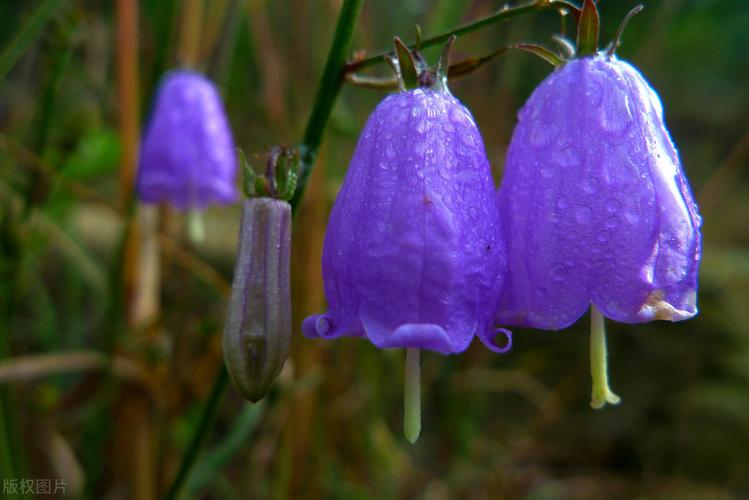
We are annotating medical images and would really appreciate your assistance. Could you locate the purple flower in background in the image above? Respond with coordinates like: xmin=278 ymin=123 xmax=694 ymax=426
xmin=303 ymin=88 xmax=509 ymax=355
xmin=137 ymin=70 xmax=238 ymax=211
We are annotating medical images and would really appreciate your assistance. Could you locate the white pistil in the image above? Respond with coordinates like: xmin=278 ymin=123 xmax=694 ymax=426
xmin=404 ymin=348 xmax=421 ymax=443
xmin=590 ymin=305 xmax=621 ymax=409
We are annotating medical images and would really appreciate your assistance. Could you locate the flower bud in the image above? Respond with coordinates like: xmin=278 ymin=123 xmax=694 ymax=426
xmin=223 ymin=197 xmax=291 ymax=402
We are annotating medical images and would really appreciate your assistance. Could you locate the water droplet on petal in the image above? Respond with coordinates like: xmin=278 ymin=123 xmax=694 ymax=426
xmin=585 ymin=79 xmax=603 ymax=107
xmin=529 ymin=122 xmax=555 ymax=148
xmin=625 ymin=211 xmax=640 ymax=225
xmin=551 ymin=263 xmax=568 ymax=282
xmin=582 ymin=177 xmax=599 ymax=194
xmin=599 ymin=93 xmax=633 ymax=134
xmin=604 ymin=217 xmax=619 ymax=230
xmin=551 ymin=148 xmax=580 ymax=168
xmin=575 ymin=206 xmax=592 ymax=223
xmin=606 ymin=198 xmax=621 ymax=213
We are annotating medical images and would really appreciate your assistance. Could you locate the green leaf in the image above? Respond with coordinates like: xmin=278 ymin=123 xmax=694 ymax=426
xmin=186 ymin=403 xmax=264 ymax=494
xmin=61 ymin=129 xmax=120 ymax=179
xmin=0 ymin=0 xmax=66 ymax=83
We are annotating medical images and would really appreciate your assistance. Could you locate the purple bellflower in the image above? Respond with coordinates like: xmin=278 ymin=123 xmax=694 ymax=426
xmin=303 ymin=38 xmax=510 ymax=442
xmin=302 ymin=89 xmax=507 ymax=356
xmin=496 ymin=2 xmax=702 ymax=408
xmin=137 ymin=70 xmax=238 ymax=212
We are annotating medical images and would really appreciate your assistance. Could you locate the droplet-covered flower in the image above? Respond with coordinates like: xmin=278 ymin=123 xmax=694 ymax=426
xmin=303 ymin=88 xmax=508 ymax=355
xmin=497 ymin=1 xmax=702 ymax=410
xmin=498 ymin=55 xmax=701 ymax=330
xmin=137 ymin=70 xmax=238 ymax=211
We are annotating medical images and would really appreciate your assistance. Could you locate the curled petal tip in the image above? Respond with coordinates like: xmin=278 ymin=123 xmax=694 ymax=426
xmin=301 ymin=314 xmax=333 ymax=339
xmin=478 ymin=328 xmax=513 ymax=354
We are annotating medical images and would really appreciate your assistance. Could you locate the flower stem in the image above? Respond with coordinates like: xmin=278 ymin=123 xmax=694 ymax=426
xmin=345 ymin=0 xmax=562 ymax=73
xmin=589 ymin=305 xmax=621 ymax=409
xmin=164 ymin=365 xmax=229 ymax=500
xmin=165 ymin=1 xmax=363 ymax=496
xmin=404 ymin=348 xmax=421 ymax=444
xmin=187 ymin=209 xmax=205 ymax=244
xmin=290 ymin=0 xmax=364 ymax=212
xmin=117 ymin=0 xmax=140 ymax=205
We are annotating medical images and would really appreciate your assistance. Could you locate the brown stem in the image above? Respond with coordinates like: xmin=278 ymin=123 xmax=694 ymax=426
xmin=178 ymin=0 xmax=204 ymax=67
xmin=117 ymin=0 xmax=139 ymax=205
xmin=116 ymin=2 xmax=156 ymax=499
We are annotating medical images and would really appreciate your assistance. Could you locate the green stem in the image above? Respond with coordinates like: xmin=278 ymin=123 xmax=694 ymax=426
xmin=0 ymin=255 xmax=27 ymax=499
xmin=404 ymin=348 xmax=421 ymax=444
xmin=165 ymin=1 xmax=364 ymax=496
xmin=164 ymin=365 xmax=229 ymax=500
xmin=345 ymin=0 xmax=563 ymax=73
xmin=589 ymin=305 xmax=621 ymax=409
xmin=289 ymin=0 xmax=364 ymax=211
xmin=187 ymin=210 xmax=205 ymax=244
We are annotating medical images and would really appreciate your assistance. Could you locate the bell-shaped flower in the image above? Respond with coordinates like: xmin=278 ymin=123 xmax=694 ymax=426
xmin=302 ymin=89 xmax=508 ymax=355
xmin=496 ymin=1 xmax=702 ymax=408
xmin=137 ymin=70 xmax=238 ymax=211
xmin=303 ymin=38 xmax=510 ymax=442
xmin=498 ymin=55 xmax=700 ymax=327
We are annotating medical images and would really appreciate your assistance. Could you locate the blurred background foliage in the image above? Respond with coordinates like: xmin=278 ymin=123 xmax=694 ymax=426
xmin=1 ymin=0 xmax=748 ymax=498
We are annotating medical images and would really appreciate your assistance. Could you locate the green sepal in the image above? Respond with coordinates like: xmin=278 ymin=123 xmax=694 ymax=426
xmin=513 ymin=43 xmax=563 ymax=66
xmin=394 ymin=37 xmax=418 ymax=89
xmin=551 ymin=35 xmax=575 ymax=59
xmin=606 ymin=4 xmax=644 ymax=57
xmin=447 ymin=46 xmax=508 ymax=79
xmin=254 ymin=176 xmax=271 ymax=198
xmin=238 ymin=148 xmax=256 ymax=198
xmin=434 ymin=34 xmax=456 ymax=90
xmin=414 ymin=24 xmax=422 ymax=50
xmin=576 ymin=0 xmax=599 ymax=57
xmin=275 ymin=148 xmax=300 ymax=201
